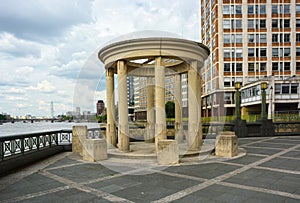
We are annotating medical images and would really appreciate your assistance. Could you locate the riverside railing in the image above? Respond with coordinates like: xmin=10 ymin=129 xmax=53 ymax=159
xmin=0 ymin=128 xmax=102 ymax=161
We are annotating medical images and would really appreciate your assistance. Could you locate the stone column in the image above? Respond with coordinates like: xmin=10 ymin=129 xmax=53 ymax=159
xmin=117 ymin=61 xmax=130 ymax=152
xmin=155 ymin=57 xmax=167 ymax=149
xmin=197 ymin=69 xmax=202 ymax=148
xmin=146 ymin=77 xmax=155 ymax=143
xmin=106 ymin=68 xmax=116 ymax=147
xmin=188 ymin=61 xmax=200 ymax=151
xmin=174 ymin=74 xmax=183 ymax=142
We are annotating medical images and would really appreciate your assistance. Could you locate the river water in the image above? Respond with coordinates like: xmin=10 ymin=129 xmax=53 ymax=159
xmin=0 ymin=121 xmax=101 ymax=137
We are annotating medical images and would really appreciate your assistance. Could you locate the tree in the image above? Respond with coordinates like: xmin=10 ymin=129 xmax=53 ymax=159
xmin=165 ymin=101 xmax=175 ymax=118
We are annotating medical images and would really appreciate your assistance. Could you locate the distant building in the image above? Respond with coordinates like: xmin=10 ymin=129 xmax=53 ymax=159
xmin=96 ymin=100 xmax=105 ymax=115
xmin=75 ymin=107 xmax=81 ymax=116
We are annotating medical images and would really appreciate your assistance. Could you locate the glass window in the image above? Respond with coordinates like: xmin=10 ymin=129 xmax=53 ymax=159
xmin=296 ymin=48 xmax=300 ymax=57
xmin=260 ymin=48 xmax=267 ymax=57
xmin=272 ymin=5 xmax=278 ymax=14
xmin=296 ymin=33 xmax=300 ymax=42
xmin=284 ymin=34 xmax=290 ymax=42
xmin=248 ymin=48 xmax=254 ymax=57
xmin=236 ymin=63 xmax=242 ymax=72
xmin=248 ymin=63 xmax=254 ymax=71
xmin=260 ymin=20 xmax=266 ymax=28
xmin=248 ymin=34 xmax=254 ymax=43
xmin=282 ymin=84 xmax=290 ymax=94
xmin=296 ymin=19 xmax=300 ymax=28
xmin=236 ymin=34 xmax=242 ymax=43
xmin=272 ymin=62 xmax=278 ymax=71
xmin=284 ymin=19 xmax=290 ymax=28
xmin=248 ymin=5 xmax=254 ymax=14
xmin=296 ymin=5 xmax=300 ymax=14
xmin=272 ymin=34 xmax=278 ymax=42
xmin=297 ymin=62 xmax=300 ymax=71
xmin=223 ymin=5 xmax=230 ymax=14
xmin=284 ymin=62 xmax=290 ymax=71
xmin=236 ymin=20 xmax=242 ymax=29
xmin=224 ymin=34 xmax=230 ymax=43
xmin=248 ymin=20 xmax=254 ymax=28
xmin=291 ymin=84 xmax=298 ymax=94
xmin=284 ymin=5 xmax=290 ymax=14
xmin=224 ymin=63 xmax=230 ymax=72
xmin=223 ymin=20 xmax=230 ymax=29
xmin=275 ymin=84 xmax=281 ymax=94
xmin=260 ymin=34 xmax=266 ymax=43
xmin=261 ymin=63 xmax=266 ymax=71
xmin=236 ymin=49 xmax=242 ymax=58
xmin=272 ymin=19 xmax=278 ymax=28
xmin=272 ymin=48 xmax=278 ymax=57
xmin=224 ymin=49 xmax=231 ymax=58
xmin=260 ymin=5 xmax=266 ymax=14
xmin=236 ymin=5 xmax=242 ymax=14
xmin=284 ymin=48 xmax=290 ymax=56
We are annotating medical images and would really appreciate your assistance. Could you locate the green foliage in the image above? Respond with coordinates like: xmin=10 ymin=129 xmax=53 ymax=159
xmin=0 ymin=114 xmax=6 ymax=120
xmin=97 ymin=114 xmax=107 ymax=123
xmin=165 ymin=101 xmax=175 ymax=118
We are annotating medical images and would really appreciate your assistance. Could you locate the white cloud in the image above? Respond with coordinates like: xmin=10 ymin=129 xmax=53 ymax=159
xmin=27 ymin=80 xmax=56 ymax=93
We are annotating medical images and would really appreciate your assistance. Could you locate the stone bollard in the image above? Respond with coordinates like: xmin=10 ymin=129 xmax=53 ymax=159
xmin=72 ymin=126 xmax=88 ymax=154
xmin=215 ymin=131 xmax=238 ymax=158
xmin=157 ymin=140 xmax=179 ymax=165
xmin=83 ymin=139 xmax=107 ymax=162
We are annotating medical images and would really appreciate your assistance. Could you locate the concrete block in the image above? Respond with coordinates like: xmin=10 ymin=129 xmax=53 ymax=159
xmin=83 ymin=139 xmax=107 ymax=162
xmin=72 ymin=126 xmax=87 ymax=153
xmin=215 ymin=131 xmax=238 ymax=158
xmin=157 ymin=140 xmax=179 ymax=165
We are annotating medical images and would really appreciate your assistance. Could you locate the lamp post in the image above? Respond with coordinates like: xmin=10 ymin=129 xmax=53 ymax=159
xmin=261 ymin=82 xmax=268 ymax=121
xmin=235 ymin=82 xmax=241 ymax=121
xmin=268 ymin=86 xmax=273 ymax=120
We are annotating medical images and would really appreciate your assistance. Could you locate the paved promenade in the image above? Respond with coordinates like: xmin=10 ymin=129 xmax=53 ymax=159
xmin=0 ymin=136 xmax=300 ymax=202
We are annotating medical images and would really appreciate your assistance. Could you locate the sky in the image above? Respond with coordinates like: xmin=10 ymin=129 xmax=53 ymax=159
xmin=0 ymin=0 xmax=200 ymax=117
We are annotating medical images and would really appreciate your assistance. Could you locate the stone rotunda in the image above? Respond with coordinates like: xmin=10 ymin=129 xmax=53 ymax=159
xmin=98 ymin=36 xmax=209 ymax=154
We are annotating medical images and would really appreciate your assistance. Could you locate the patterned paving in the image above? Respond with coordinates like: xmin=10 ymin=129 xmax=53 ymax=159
xmin=0 ymin=136 xmax=300 ymax=203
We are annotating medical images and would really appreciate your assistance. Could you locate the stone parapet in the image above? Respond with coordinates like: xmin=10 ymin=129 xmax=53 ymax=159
xmin=72 ymin=126 xmax=87 ymax=154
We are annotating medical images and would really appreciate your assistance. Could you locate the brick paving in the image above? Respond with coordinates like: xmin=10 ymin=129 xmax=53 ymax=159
xmin=0 ymin=136 xmax=300 ymax=203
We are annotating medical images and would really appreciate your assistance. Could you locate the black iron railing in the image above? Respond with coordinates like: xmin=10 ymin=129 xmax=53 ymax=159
xmin=0 ymin=128 xmax=102 ymax=161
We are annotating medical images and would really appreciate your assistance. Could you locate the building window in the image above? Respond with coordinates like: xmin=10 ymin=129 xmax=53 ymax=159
xmin=248 ymin=5 xmax=254 ymax=14
xmin=275 ymin=84 xmax=281 ymax=94
xmin=284 ymin=19 xmax=290 ymax=28
xmin=282 ymin=84 xmax=290 ymax=94
xmin=284 ymin=48 xmax=290 ymax=57
xmin=297 ymin=62 xmax=300 ymax=71
xmin=236 ymin=49 xmax=242 ymax=58
xmin=223 ymin=5 xmax=230 ymax=14
xmin=224 ymin=63 xmax=230 ymax=72
xmin=284 ymin=62 xmax=290 ymax=71
xmin=224 ymin=34 xmax=230 ymax=43
xmin=260 ymin=48 xmax=267 ymax=57
xmin=236 ymin=5 xmax=242 ymax=14
xmin=224 ymin=49 xmax=231 ymax=58
xmin=284 ymin=34 xmax=290 ymax=42
xmin=272 ymin=34 xmax=278 ymax=42
xmin=223 ymin=20 xmax=230 ymax=29
xmin=261 ymin=63 xmax=266 ymax=71
xmin=260 ymin=34 xmax=267 ymax=43
xmin=248 ymin=34 xmax=254 ymax=43
xmin=248 ymin=63 xmax=254 ymax=71
xmin=291 ymin=84 xmax=299 ymax=94
xmin=260 ymin=20 xmax=266 ymax=28
xmin=248 ymin=20 xmax=254 ymax=28
xmin=272 ymin=48 xmax=278 ymax=57
xmin=248 ymin=48 xmax=254 ymax=57
xmin=236 ymin=34 xmax=242 ymax=43
xmin=296 ymin=4 xmax=300 ymax=14
xmin=284 ymin=5 xmax=290 ymax=14
xmin=272 ymin=62 xmax=278 ymax=71
xmin=260 ymin=5 xmax=266 ymax=14
xmin=296 ymin=19 xmax=300 ymax=28
xmin=236 ymin=20 xmax=242 ymax=29
xmin=236 ymin=63 xmax=242 ymax=72
xmin=272 ymin=19 xmax=278 ymax=28
xmin=272 ymin=5 xmax=278 ymax=14
xmin=297 ymin=48 xmax=300 ymax=57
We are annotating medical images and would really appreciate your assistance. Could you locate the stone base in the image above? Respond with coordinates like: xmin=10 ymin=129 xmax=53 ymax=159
xmin=215 ymin=131 xmax=238 ymax=158
xmin=83 ymin=139 xmax=107 ymax=162
xmin=157 ymin=140 xmax=179 ymax=165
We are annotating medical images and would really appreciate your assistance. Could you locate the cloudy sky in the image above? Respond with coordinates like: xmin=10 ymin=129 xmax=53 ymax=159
xmin=0 ymin=0 xmax=200 ymax=117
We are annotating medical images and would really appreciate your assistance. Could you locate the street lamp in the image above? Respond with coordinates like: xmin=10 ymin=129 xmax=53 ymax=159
xmin=261 ymin=82 xmax=268 ymax=121
xmin=235 ymin=82 xmax=241 ymax=120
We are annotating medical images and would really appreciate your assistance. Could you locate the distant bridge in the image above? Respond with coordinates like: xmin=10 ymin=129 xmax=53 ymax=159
xmin=0 ymin=118 xmax=60 ymax=124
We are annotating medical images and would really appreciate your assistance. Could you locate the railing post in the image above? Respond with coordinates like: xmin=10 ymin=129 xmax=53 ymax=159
xmin=0 ymin=141 xmax=3 ymax=160
xmin=49 ymin=134 xmax=52 ymax=147
xmin=55 ymin=133 xmax=59 ymax=145
xmin=36 ymin=136 xmax=40 ymax=150
xmin=21 ymin=138 xmax=25 ymax=154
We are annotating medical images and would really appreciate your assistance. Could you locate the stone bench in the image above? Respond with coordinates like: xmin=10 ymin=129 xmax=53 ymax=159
xmin=83 ymin=139 xmax=107 ymax=162
xmin=215 ymin=131 xmax=238 ymax=158
xmin=157 ymin=140 xmax=179 ymax=165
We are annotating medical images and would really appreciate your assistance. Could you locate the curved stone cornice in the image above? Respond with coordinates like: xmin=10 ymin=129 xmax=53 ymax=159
xmin=98 ymin=37 xmax=210 ymax=70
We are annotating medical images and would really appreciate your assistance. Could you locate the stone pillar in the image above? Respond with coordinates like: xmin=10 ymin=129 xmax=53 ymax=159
xmin=188 ymin=61 xmax=200 ymax=151
xmin=174 ymin=74 xmax=183 ymax=142
xmin=197 ymin=69 xmax=203 ymax=148
xmin=72 ymin=126 xmax=87 ymax=154
xmin=146 ymin=77 xmax=155 ymax=143
xmin=106 ymin=68 xmax=116 ymax=147
xmin=117 ymin=61 xmax=130 ymax=152
xmin=155 ymin=57 xmax=167 ymax=149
